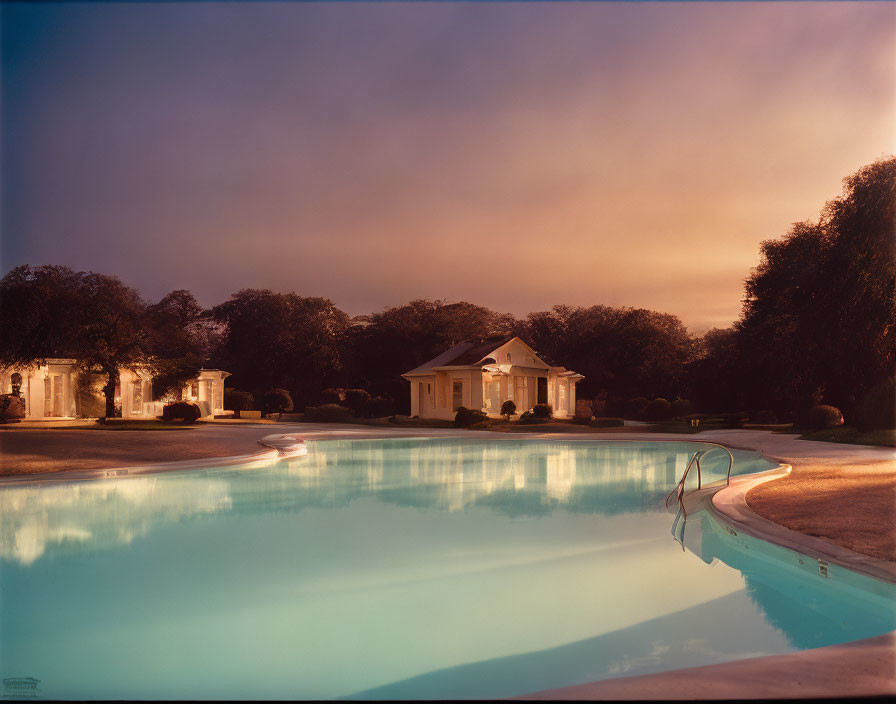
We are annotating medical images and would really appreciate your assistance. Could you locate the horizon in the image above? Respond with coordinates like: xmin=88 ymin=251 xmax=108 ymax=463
xmin=2 ymin=1 xmax=894 ymax=333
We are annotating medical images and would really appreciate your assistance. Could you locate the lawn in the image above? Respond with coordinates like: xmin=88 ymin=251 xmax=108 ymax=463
xmin=798 ymin=426 xmax=896 ymax=448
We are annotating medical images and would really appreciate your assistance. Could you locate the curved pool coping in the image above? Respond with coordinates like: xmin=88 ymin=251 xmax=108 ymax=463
xmin=0 ymin=432 xmax=307 ymax=487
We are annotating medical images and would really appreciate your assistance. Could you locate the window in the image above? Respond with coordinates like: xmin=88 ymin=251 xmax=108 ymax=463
xmin=506 ymin=352 xmax=511 ymax=362
xmin=452 ymin=381 xmax=463 ymax=410
xmin=427 ymin=383 xmax=434 ymax=408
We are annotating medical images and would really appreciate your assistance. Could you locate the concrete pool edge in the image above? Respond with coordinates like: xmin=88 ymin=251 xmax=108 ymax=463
xmin=0 ymin=432 xmax=307 ymax=487
xmin=709 ymin=462 xmax=896 ymax=585
xmin=520 ymin=630 xmax=896 ymax=700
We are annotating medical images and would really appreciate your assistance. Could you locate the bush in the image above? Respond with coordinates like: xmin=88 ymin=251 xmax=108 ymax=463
xmin=303 ymin=403 xmax=353 ymax=422
xmin=752 ymin=409 xmax=779 ymax=424
xmin=224 ymin=389 xmax=255 ymax=412
xmin=344 ymin=388 xmax=372 ymax=417
xmin=532 ymin=403 xmax=553 ymax=419
xmin=624 ymin=397 xmax=650 ymax=420
xmin=808 ymin=404 xmax=844 ymax=430
xmin=0 ymin=394 xmax=25 ymax=423
xmin=518 ymin=410 xmax=548 ymax=425
xmin=365 ymin=396 xmax=395 ymax=418
xmin=319 ymin=388 xmax=342 ymax=405
xmin=263 ymin=388 xmax=294 ymax=418
xmin=854 ymin=378 xmax=896 ymax=431
xmin=501 ymin=400 xmax=517 ymax=419
xmin=720 ymin=412 xmax=747 ymax=428
xmin=670 ymin=398 xmax=694 ymax=419
xmin=454 ymin=406 xmax=487 ymax=428
xmin=644 ymin=398 xmax=673 ymax=422
xmin=162 ymin=401 xmax=201 ymax=423
xmin=590 ymin=417 xmax=624 ymax=428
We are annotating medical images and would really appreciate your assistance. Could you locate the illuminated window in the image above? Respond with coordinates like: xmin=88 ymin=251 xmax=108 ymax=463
xmin=452 ymin=381 xmax=463 ymax=410
xmin=506 ymin=352 xmax=511 ymax=362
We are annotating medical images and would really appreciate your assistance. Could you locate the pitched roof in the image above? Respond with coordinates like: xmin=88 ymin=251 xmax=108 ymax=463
xmin=403 ymin=335 xmax=516 ymax=375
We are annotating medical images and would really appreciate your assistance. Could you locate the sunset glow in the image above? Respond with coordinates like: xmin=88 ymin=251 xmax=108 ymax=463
xmin=2 ymin=1 xmax=894 ymax=330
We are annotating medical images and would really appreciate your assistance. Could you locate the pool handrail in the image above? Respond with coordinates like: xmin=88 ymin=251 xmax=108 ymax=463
xmin=664 ymin=443 xmax=735 ymax=514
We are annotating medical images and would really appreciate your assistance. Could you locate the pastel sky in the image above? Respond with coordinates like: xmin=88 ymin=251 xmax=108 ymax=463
xmin=2 ymin=1 xmax=894 ymax=332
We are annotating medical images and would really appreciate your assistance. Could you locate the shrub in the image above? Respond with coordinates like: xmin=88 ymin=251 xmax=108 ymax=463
xmin=365 ymin=396 xmax=395 ymax=418
xmin=224 ymin=389 xmax=255 ymax=412
xmin=0 ymin=394 xmax=25 ymax=423
xmin=590 ymin=417 xmax=624 ymax=428
xmin=854 ymin=378 xmax=896 ymax=431
xmin=574 ymin=399 xmax=594 ymax=422
xmin=162 ymin=401 xmax=201 ymax=423
xmin=624 ymin=397 xmax=650 ymax=420
xmin=303 ymin=403 xmax=353 ymax=422
xmin=319 ymin=388 xmax=342 ymax=405
xmin=752 ymin=409 xmax=779 ymax=424
xmin=454 ymin=406 xmax=487 ymax=428
xmin=532 ymin=403 xmax=553 ymax=419
xmin=644 ymin=398 xmax=673 ymax=422
xmin=808 ymin=405 xmax=844 ymax=430
xmin=501 ymin=400 xmax=517 ymax=419
xmin=720 ymin=412 xmax=747 ymax=428
xmin=263 ymin=388 xmax=294 ymax=418
xmin=591 ymin=391 xmax=608 ymax=417
xmin=344 ymin=388 xmax=372 ymax=417
xmin=518 ymin=410 xmax=549 ymax=425
xmin=671 ymin=398 xmax=694 ymax=419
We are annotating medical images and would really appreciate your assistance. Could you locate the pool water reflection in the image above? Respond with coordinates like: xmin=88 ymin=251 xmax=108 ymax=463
xmin=1 ymin=438 xmax=893 ymax=699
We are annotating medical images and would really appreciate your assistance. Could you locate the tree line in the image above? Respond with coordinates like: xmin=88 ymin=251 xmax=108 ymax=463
xmin=1 ymin=157 xmax=892 ymax=425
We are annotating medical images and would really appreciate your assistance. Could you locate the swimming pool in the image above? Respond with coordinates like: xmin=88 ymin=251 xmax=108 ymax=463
xmin=1 ymin=437 xmax=893 ymax=699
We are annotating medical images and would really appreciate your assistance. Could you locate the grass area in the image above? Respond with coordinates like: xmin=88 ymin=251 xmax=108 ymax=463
xmin=798 ymin=426 xmax=896 ymax=447
xmin=86 ymin=419 xmax=199 ymax=430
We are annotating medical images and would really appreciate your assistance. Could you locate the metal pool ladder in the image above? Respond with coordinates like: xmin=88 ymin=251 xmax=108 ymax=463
xmin=664 ymin=443 xmax=734 ymax=518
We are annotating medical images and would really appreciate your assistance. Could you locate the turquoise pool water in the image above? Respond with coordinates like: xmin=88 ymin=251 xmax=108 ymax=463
xmin=1 ymin=437 xmax=893 ymax=699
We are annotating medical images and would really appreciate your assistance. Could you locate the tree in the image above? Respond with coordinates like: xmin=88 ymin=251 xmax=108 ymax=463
xmin=263 ymin=388 xmax=293 ymax=419
xmin=737 ymin=157 xmax=895 ymax=420
xmin=145 ymin=290 xmax=216 ymax=400
xmin=0 ymin=265 xmax=148 ymax=419
xmin=73 ymin=272 xmax=150 ymax=419
xmin=501 ymin=399 xmax=516 ymax=420
xmin=212 ymin=290 xmax=350 ymax=408
xmin=520 ymin=304 xmax=696 ymax=401
xmin=343 ymin=299 xmax=517 ymax=413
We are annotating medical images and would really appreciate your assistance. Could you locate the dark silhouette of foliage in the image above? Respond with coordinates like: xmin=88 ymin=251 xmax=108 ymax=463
xmin=162 ymin=401 xmax=201 ymax=423
xmin=303 ymin=403 xmax=352 ymax=422
xmin=212 ymin=290 xmax=349 ymax=409
xmin=224 ymin=389 xmax=255 ymax=412
xmin=854 ymin=378 xmax=895 ymax=431
xmin=521 ymin=304 xmax=696 ymax=401
xmin=644 ymin=398 xmax=673 ymax=422
xmin=501 ymin=400 xmax=517 ymax=419
xmin=532 ymin=403 xmax=553 ymax=419
xmin=343 ymin=388 xmax=372 ymax=417
xmin=453 ymin=406 xmax=487 ymax=427
xmin=807 ymin=405 xmax=843 ymax=430
xmin=263 ymin=388 xmax=294 ymax=418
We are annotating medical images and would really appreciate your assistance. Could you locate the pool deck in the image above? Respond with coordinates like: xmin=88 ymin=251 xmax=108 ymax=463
xmin=1 ymin=422 xmax=894 ymax=699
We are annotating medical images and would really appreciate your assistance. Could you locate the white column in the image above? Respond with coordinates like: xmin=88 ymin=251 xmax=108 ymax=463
xmin=410 ymin=381 xmax=420 ymax=417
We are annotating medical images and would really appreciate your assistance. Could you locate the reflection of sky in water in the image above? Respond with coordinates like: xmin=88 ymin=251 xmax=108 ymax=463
xmin=0 ymin=438 xmax=892 ymax=700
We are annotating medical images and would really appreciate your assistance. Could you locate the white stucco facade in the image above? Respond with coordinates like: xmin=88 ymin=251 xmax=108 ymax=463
xmin=172 ymin=368 xmax=231 ymax=419
xmin=1 ymin=363 xmax=229 ymax=420
xmin=402 ymin=337 xmax=584 ymax=420
xmin=0 ymin=359 xmax=79 ymax=419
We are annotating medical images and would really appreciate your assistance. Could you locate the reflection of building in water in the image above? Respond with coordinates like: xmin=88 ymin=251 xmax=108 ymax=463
xmin=297 ymin=439 xmax=695 ymax=514
xmin=0 ymin=439 xmax=717 ymax=566
xmin=0 ymin=476 xmax=231 ymax=565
